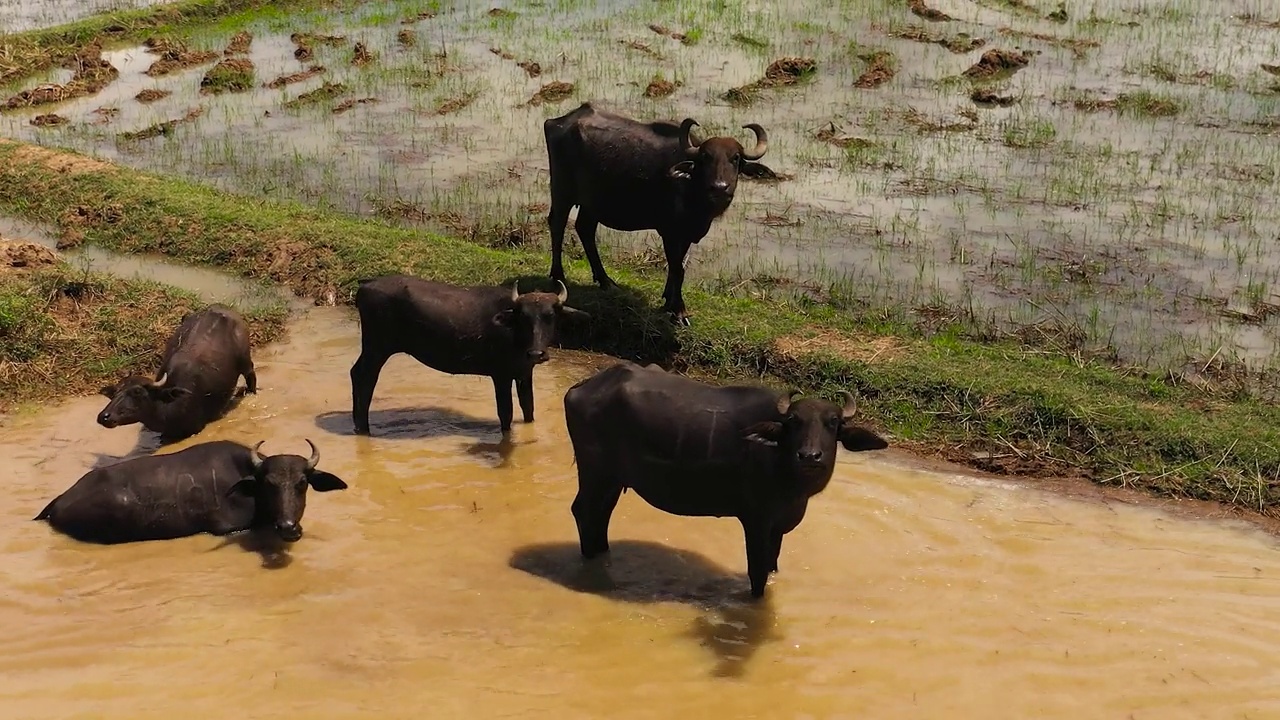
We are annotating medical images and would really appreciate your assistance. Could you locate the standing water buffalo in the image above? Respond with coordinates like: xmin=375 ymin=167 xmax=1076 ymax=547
xmin=563 ymin=362 xmax=888 ymax=598
xmin=350 ymin=275 xmax=589 ymax=435
xmin=97 ymin=304 xmax=258 ymax=441
xmin=543 ymin=102 xmax=774 ymax=324
xmin=34 ymin=439 xmax=348 ymax=544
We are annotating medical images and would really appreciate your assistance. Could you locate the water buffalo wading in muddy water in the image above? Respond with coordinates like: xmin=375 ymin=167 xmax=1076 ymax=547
xmin=562 ymin=361 xmax=888 ymax=598
xmin=350 ymin=274 xmax=589 ymax=435
xmin=97 ymin=303 xmax=258 ymax=441
xmin=543 ymin=101 xmax=774 ymax=325
xmin=34 ymin=439 xmax=348 ymax=544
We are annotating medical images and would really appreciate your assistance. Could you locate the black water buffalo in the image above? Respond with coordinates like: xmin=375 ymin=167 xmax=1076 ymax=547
xmin=543 ymin=101 xmax=774 ymax=324
xmin=34 ymin=439 xmax=347 ymax=544
xmin=563 ymin=362 xmax=889 ymax=598
xmin=97 ymin=304 xmax=257 ymax=440
xmin=350 ymin=275 xmax=589 ymax=435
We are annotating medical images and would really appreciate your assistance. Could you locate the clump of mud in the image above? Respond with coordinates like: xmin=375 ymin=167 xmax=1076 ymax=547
xmin=283 ymin=80 xmax=348 ymax=109
xmin=200 ymin=58 xmax=255 ymax=94
xmin=1047 ymin=2 xmax=1068 ymax=22
xmin=962 ymin=49 xmax=1030 ymax=80
xmin=224 ymin=30 xmax=252 ymax=55
xmin=435 ymin=91 xmax=479 ymax=115
xmin=488 ymin=8 xmax=516 ymax=18
xmin=1261 ymin=64 xmax=1280 ymax=76
xmin=29 ymin=113 xmax=67 ymax=127
xmin=644 ymin=77 xmax=679 ymax=97
xmin=264 ymin=65 xmax=326 ymax=89
xmin=57 ymin=204 xmax=125 ymax=249
xmin=490 ymin=47 xmax=515 ymax=60
xmin=997 ymin=27 xmax=1096 ymax=58
xmin=815 ymin=122 xmax=876 ymax=149
xmin=119 ymin=106 xmax=204 ymax=141
xmin=648 ymin=24 xmax=691 ymax=43
xmin=723 ymin=56 xmax=817 ymax=106
xmin=518 ymin=60 xmax=541 ymax=78
xmin=333 ymin=97 xmax=377 ymax=114
xmin=134 ymin=88 xmax=170 ymax=103
xmin=90 ymin=106 xmax=119 ymax=124
xmin=619 ymin=39 xmax=660 ymax=57
xmin=351 ymin=42 xmax=375 ymax=66
xmin=886 ymin=25 xmax=985 ymax=53
xmin=525 ymin=81 xmax=574 ymax=106
xmin=855 ymin=50 xmax=896 ymax=88
xmin=971 ymin=88 xmax=1016 ymax=106
xmin=909 ymin=0 xmax=952 ymax=21
xmin=2 ymin=45 xmax=119 ymax=111
xmin=901 ymin=107 xmax=978 ymax=133
xmin=291 ymin=32 xmax=346 ymax=61
xmin=0 ymin=239 xmax=59 ymax=273
xmin=397 ymin=29 xmax=417 ymax=47
xmin=1065 ymin=90 xmax=1182 ymax=117
xmin=403 ymin=11 xmax=435 ymax=23
xmin=143 ymin=38 xmax=219 ymax=77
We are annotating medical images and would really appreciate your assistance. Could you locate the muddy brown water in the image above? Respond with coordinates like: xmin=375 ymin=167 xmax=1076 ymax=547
xmin=3 ymin=304 xmax=1280 ymax=718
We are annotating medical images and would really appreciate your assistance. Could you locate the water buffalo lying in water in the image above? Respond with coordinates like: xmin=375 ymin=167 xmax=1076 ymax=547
xmin=97 ymin=304 xmax=258 ymax=441
xmin=543 ymin=101 xmax=774 ymax=324
xmin=563 ymin=362 xmax=888 ymax=598
xmin=34 ymin=439 xmax=347 ymax=544
xmin=350 ymin=275 xmax=589 ymax=434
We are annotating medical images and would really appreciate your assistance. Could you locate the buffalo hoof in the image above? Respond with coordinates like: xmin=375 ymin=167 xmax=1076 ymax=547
xmin=595 ymin=276 xmax=616 ymax=290
xmin=666 ymin=311 xmax=691 ymax=327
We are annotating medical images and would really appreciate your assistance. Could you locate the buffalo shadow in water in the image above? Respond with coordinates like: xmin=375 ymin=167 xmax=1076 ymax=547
xmin=314 ymin=406 xmax=517 ymax=467
xmin=509 ymin=540 xmax=783 ymax=679
xmin=208 ymin=528 xmax=296 ymax=569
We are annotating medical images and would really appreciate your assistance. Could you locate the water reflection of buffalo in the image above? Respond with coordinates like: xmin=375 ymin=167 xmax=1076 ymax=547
xmin=34 ymin=439 xmax=347 ymax=544
xmin=563 ymin=361 xmax=888 ymax=598
xmin=543 ymin=101 xmax=774 ymax=325
xmin=349 ymin=275 xmax=588 ymax=435
xmin=96 ymin=304 xmax=258 ymax=441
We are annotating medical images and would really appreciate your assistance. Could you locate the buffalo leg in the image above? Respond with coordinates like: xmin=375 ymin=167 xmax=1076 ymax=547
xmin=659 ymin=236 xmax=692 ymax=325
xmin=548 ymin=205 xmax=571 ymax=282
xmin=742 ymin=520 xmax=774 ymax=598
xmin=350 ymin=350 xmax=390 ymax=435
xmin=493 ymin=376 xmax=515 ymax=433
xmin=516 ymin=374 xmax=535 ymax=423
xmin=574 ymin=211 xmax=615 ymax=289
xmin=241 ymin=356 xmax=258 ymax=394
xmin=571 ymin=474 xmax=623 ymax=559
xmin=769 ymin=528 xmax=785 ymax=574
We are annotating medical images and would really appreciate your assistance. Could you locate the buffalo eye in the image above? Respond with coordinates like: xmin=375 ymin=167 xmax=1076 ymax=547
xmin=732 ymin=153 xmax=742 ymax=164
xmin=826 ymin=416 xmax=840 ymax=429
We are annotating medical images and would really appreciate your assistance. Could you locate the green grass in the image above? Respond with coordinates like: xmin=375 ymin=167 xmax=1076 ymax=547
xmin=1 ymin=140 xmax=1278 ymax=513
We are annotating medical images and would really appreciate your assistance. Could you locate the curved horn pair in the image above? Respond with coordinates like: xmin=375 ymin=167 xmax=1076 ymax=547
xmin=678 ymin=119 xmax=768 ymax=161
xmin=776 ymin=389 xmax=802 ymax=415
xmin=148 ymin=372 xmax=169 ymax=388
xmin=839 ymin=390 xmax=857 ymax=420
xmin=511 ymin=280 xmax=569 ymax=304
xmin=679 ymin=118 xmax=701 ymax=158
xmin=250 ymin=439 xmax=320 ymax=471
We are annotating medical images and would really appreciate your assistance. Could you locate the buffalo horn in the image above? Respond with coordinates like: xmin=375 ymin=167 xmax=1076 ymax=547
xmin=678 ymin=118 xmax=700 ymax=157
xmin=741 ymin=123 xmax=768 ymax=160
xmin=776 ymin=389 xmax=802 ymax=415
xmin=149 ymin=372 xmax=169 ymax=388
xmin=839 ymin=390 xmax=857 ymax=420
xmin=250 ymin=440 xmax=266 ymax=470
xmin=305 ymin=438 xmax=320 ymax=471
xmin=510 ymin=280 xmax=521 ymax=302
xmin=555 ymin=279 xmax=569 ymax=305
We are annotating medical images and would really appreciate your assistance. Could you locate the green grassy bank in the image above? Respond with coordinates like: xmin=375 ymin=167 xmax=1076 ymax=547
xmin=0 ymin=255 xmax=286 ymax=412
xmin=0 ymin=139 xmax=1276 ymax=513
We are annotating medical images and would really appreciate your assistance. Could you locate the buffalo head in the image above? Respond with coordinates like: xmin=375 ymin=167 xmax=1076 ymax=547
xmin=228 ymin=439 xmax=347 ymax=542
xmin=97 ymin=373 xmax=191 ymax=428
xmin=667 ymin=119 xmax=772 ymax=214
xmin=492 ymin=280 xmax=590 ymax=366
xmin=743 ymin=390 xmax=888 ymax=484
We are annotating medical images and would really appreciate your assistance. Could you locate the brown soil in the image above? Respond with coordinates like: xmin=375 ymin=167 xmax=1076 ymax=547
xmin=885 ymin=24 xmax=985 ymax=53
xmin=224 ymin=30 xmax=252 ymax=55
xmin=0 ymin=141 xmax=114 ymax=176
xmin=397 ymin=29 xmax=417 ymax=47
xmin=908 ymin=0 xmax=953 ymax=21
xmin=644 ymin=78 xmax=679 ymax=98
xmin=0 ymin=240 xmax=59 ymax=273
xmin=2 ymin=45 xmax=119 ymax=112
xmin=29 ymin=113 xmax=68 ymax=127
xmin=901 ymin=107 xmax=978 ymax=132
xmin=135 ymin=88 xmax=171 ymax=103
xmin=435 ymin=91 xmax=479 ymax=115
xmin=291 ymin=32 xmax=346 ymax=61
xmin=962 ymin=48 xmax=1031 ymax=79
xmin=771 ymin=331 xmax=903 ymax=365
xmin=517 ymin=60 xmax=542 ymax=78
xmin=855 ymin=51 xmax=896 ymax=88
xmin=724 ymin=56 xmax=817 ymax=105
xmin=57 ymin=203 xmax=124 ymax=249
xmin=143 ymin=39 xmax=219 ymax=77
xmin=264 ymin=65 xmax=326 ymax=89
xmin=488 ymin=8 xmax=516 ymax=17
xmin=971 ymin=88 xmax=1016 ymax=106
xmin=619 ymin=39 xmax=660 ymax=56
xmin=199 ymin=58 xmax=255 ymax=95
xmin=647 ymin=24 xmax=690 ymax=42
xmin=1235 ymin=13 xmax=1280 ymax=28
xmin=1263 ymin=64 xmax=1280 ymax=76
xmin=351 ymin=42 xmax=375 ymax=66
xmin=997 ymin=27 xmax=1098 ymax=58
xmin=524 ymin=81 xmax=574 ymax=106
xmin=332 ymin=97 xmax=378 ymax=114
xmin=283 ymin=81 xmax=348 ymax=109
xmin=119 ymin=106 xmax=204 ymax=141
xmin=402 ymin=11 xmax=435 ymax=23
xmin=90 ymin=107 xmax=119 ymax=124
xmin=489 ymin=47 xmax=515 ymax=60
xmin=814 ymin=122 xmax=877 ymax=149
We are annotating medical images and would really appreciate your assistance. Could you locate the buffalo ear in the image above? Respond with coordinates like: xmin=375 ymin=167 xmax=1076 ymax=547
xmin=739 ymin=161 xmax=776 ymax=179
xmin=307 ymin=471 xmax=348 ymax=492
xmin=492 ymin=308 xmax=515 ymax=327
xmin=743 ymin=421 xmax=783 ymax=447
xmin=839 ymin=423 xmax=888 ymax=452
xmin=158 ymin=387 xmax=192 ymax=402
xmin=667 ymin=160 xmax=695 ymax=180
xmin=99 ymin=385 xmax=118 ymax=398
xmin=226 ymin=478 xmax=256 ymax=497
xmin=557 ymin=305 xmax=591 ymax=320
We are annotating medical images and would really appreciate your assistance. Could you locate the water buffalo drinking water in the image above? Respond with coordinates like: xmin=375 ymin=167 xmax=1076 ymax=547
xmin=34 ymin=439 xmax=348 ymax=544
xmin=563 ymin=361 xmax=889 ymax=598
xmin=542 ymin=101 xmax=774 ymax=325
xmin=96 ymin=303 xmax=258 ymax=441
xmin=350 ymin=275 xmax=589 ymax=434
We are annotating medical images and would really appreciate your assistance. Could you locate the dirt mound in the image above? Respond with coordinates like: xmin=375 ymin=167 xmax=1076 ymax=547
xmin=1262 ymin=64 xmax=1280 ymax=76
xmin=435 ymin=91 xmax=479 ymax=115
xmin=224 ymin=30 xmax=252 ymax=55
xmin=332 ymin=97 xmax=377 ymax=114
xmin=351 ymin=42 xmax=375 ymax=66
xmin=119 ymin=106 xmax=204 ymax=141
xmin=0 ymin=240 xmax=59 ymax=273
xmin=397 ymin=29 xmax=416 ymax=47
xmin=30 ymin=113 xmax=67 ymax=127
xmin=517 ymin=60 xmax=541 ymax=77
xmin=264 ymin=65 xmax=326 ymax=89
xmin=525 ymin=81 xmax=574 ymax=106
xmin=2 ymin=45 xmax=119 ymax=111
xmin=283 ymin=81 xmax=348 ymax=109
xmin=886 ymin=25 xmax=985 ymax=53
xmin=200 ymin=58 xmax=255 ymax=94
xmin=144 ymin=39 xmax=219 ymax=77
xmin=135 ymin=88 xmax=170 ymax=103
xmin=402 ymin=11 xmax=435 ymax=23
xmin=724 ymin=57 xmax=816 ymax=105
xmin=909 ymin=0 xmax=952 ymax=21
xmin=815 ymin=122 xmax=877 ymax=149
xmin=855 ymin=51 xmax=895 ymax=88
xmin=971 ymin=88 xmax=1016 ymax=106
xmin=488 ymin=8 xmax=516 ymax=17
xmin=644 ymin=77 xmax=678 ymax=97
xmin=997 ymin=27 xmax=1096 ymax=58
xmin=962 ymin=49 xmax=1031 ymax=79
xmin=291 ymin=32 xmax=346 ymax=61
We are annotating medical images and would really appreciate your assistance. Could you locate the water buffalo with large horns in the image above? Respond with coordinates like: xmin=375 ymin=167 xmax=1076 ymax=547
xmin=97 ymin=304 xmax=258 ymax=441
xmin=350 ymin=274 xmax=589 ymax=435
xmin=543 ymin=101 xmax=774 ymax=324
xmin=34 ymin=439 xmax=348 ymax=544
xmin=562 ymin=361 xmax=889 ymax=598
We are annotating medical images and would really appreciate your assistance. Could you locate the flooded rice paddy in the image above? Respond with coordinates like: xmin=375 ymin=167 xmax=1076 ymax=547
xmin=1 ymin=304 xmax=1280 ymax=718
xmin=3 ymin=0 xmax=1280 ymax=368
